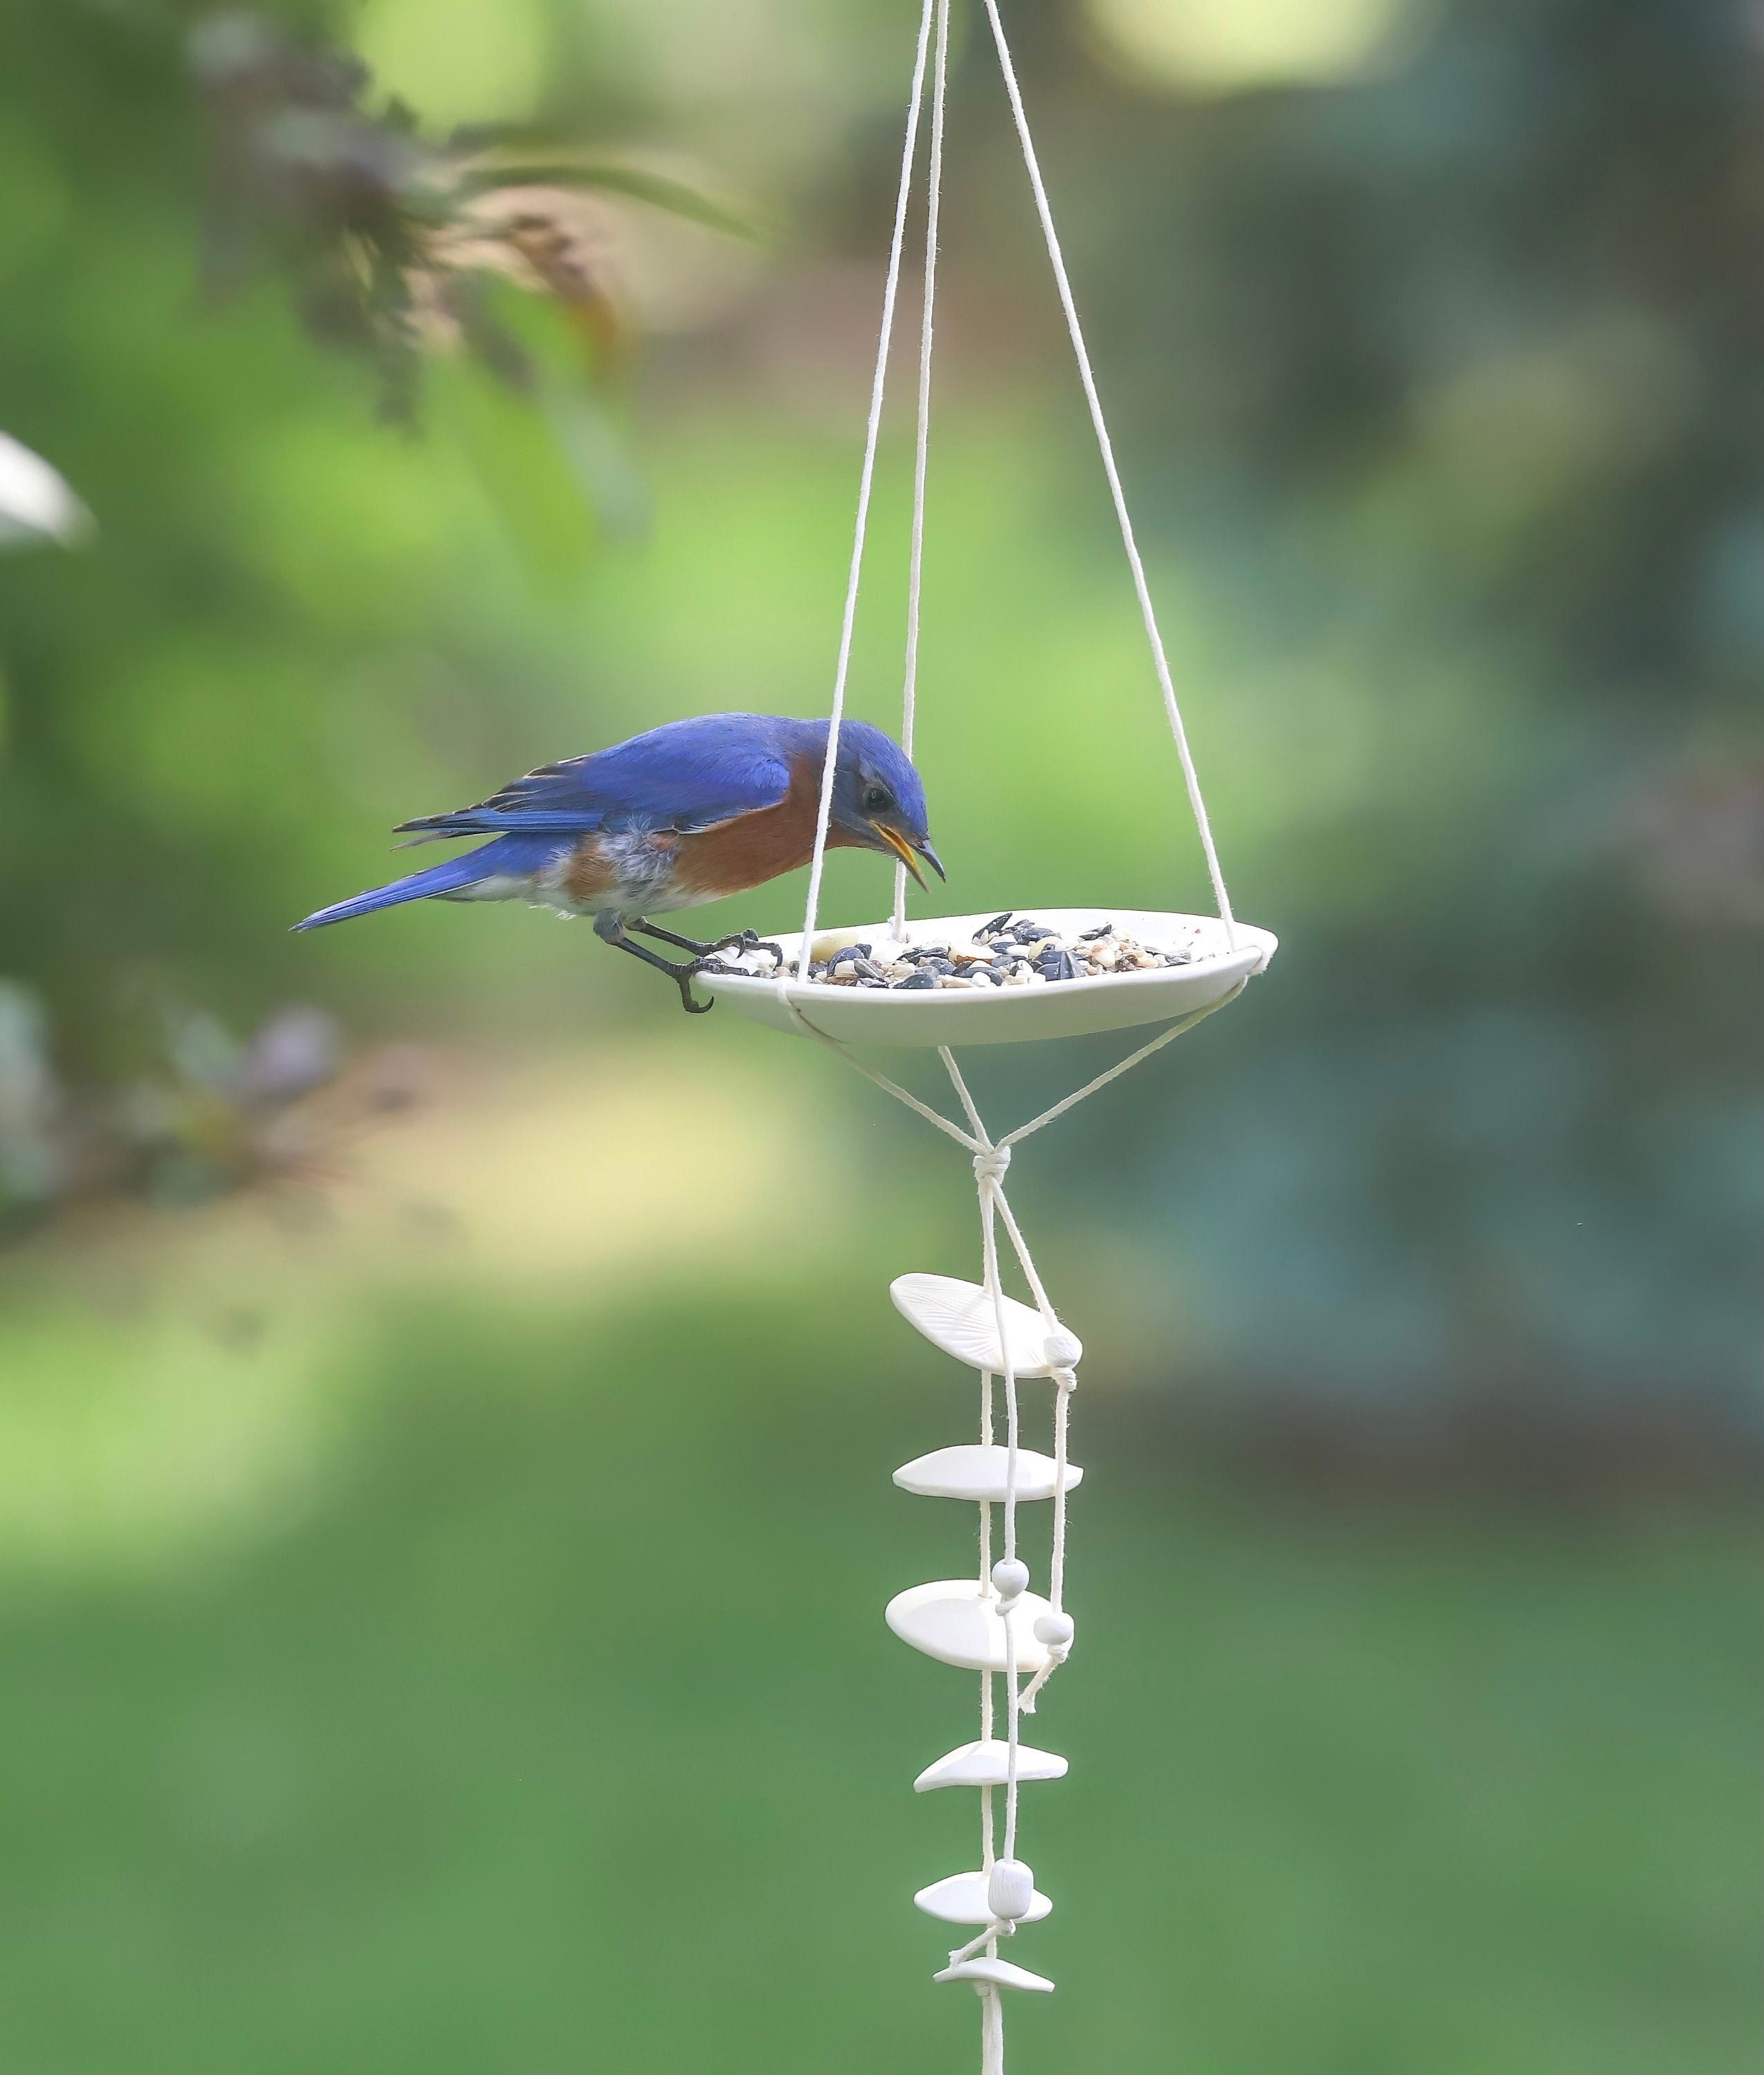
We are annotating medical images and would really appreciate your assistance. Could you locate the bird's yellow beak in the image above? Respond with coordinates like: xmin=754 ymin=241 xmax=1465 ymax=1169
xmin=875 ymin=824 xmax=943 ymax=887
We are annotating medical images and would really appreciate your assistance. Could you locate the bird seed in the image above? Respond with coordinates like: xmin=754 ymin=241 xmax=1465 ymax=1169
xmin=702 ymin=916 xmax=1200 ymax=990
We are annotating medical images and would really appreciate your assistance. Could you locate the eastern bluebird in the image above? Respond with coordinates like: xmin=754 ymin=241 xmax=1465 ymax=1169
xmin=295 ymin=712 xmax=944 ymax=1012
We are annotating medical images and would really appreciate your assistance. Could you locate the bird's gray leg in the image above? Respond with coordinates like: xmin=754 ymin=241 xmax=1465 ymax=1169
xmin=630 ymin=919 xmax=784 ymax=962
xmin=596 ymin=913 xmax=714 ymax=1015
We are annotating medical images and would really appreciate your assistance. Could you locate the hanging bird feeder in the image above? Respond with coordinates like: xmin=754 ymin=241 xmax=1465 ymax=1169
xmin=703 ymin=2 xmax=1275 ymax=2069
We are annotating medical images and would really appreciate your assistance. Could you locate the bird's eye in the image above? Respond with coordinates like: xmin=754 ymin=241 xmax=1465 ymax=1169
xmin=863 ymin=784 xmax=893 ymax=814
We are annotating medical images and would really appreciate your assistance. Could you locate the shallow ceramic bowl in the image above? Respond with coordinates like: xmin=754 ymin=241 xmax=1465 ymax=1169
xmin=700 ymin=907 xmax=1276 ymax=1048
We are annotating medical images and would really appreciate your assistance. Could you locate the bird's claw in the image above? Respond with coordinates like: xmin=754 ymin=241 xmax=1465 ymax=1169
xmin=679 ymin=957 xmax=717 ymax=1015
xmin=681 ymin=959 xmax=722 ymax=1017
xmin=709 ymin=928 xmax=784 ymax=963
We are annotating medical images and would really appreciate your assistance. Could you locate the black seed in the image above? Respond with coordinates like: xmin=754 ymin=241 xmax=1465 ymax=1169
xmin=975 ymin=912 xmax=1013 ymax=939
xmin=1077 ymin=923 xmax=1112 ymax=940
xmin=899 ymin=970 xmax=939 ymax=990
xmin=1013 ymin=920 xmax=1048 ymax=943
xmin=854 ymin=957 xmax=886 ymax=979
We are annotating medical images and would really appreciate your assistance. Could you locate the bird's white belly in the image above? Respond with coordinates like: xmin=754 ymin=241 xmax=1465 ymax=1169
xmin=442 ymin=832 xmax=708 ymax=922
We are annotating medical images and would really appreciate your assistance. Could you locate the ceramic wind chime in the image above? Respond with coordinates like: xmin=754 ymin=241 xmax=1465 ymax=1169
xmin=697 ymin=1 xmax=1275 ymax=2067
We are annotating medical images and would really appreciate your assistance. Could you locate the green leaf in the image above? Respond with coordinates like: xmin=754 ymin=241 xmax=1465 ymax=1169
xmin=452 ymin=160 xmax=761 ymax=242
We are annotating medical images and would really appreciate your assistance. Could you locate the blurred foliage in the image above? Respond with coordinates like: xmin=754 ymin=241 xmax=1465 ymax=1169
xmin=0 ymin=0 xmax=1754 ymax=1430
xmin=0 ymin=0 xmax=1758 ymax=2063
xmin=191 ymin=10 xmax=751 ymax=418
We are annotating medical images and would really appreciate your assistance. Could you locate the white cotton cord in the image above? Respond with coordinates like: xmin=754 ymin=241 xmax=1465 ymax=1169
xmin=975 ymin=0 xmax=1236 ymax=946
xmin=939 ymin=1044 xmax=989 ymax=1143
xmin=793 ymin=0 xmax=937 ymax=984
xmin=952 ymin=1918 xmax=1016 ymax=1968
xmin=981 ymin=1985 xmax=1004 ymax=2075
xmin=980 ymin=1373 xmax=995 ymax=1881
xmin=980 ymin=1190 xmax=1021 ymax=1565
xmin=894 ymin=0 xmax=950 ymax=941
xmin=975 ymin=1161 xmax=1025 ymax=1874
xmin=1016 ymin=1642 xmax=1066 ymax=1716
xmin=998 ymin=981 xmax=1247 ymax=1152
xmin=1002 ymin=1466 xmax=1022 ymax=1863
xmin=1049 ymin=1371 xmax=1074 ymax=1610
xmin=989 ymin=1185 xmax=1059 ymax=1332
xmin=783 ymin=1001 xmax=982 ymax=1152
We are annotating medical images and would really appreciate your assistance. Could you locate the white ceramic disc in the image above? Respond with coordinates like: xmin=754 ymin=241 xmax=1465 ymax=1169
xmin=894 ymin=1445 xmax=1083 ymax=1503
xmin=913 ymin=1739 xmax=1069 ymax=1792
xmin=915 ymin=1872 xmax=1053 ymax=1926
xmin=885 ymin=1579 xmax=1053 ymax=1673
xmin=697 ymin=909 xmax=1274 ymax=1048
xmin=934 ymin=1956 xmax=1055 ymax=1994
xmin=890 ymin=1275 xmax=1081 ymax=1377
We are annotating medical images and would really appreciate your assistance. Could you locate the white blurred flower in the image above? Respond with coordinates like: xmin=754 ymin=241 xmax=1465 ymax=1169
xmin=0 ymin=431 xmax=92 ymax=551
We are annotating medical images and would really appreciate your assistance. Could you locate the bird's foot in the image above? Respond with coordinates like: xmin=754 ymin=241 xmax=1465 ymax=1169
xmin=632 ymin=921 xmax=782 ymax=966
xmin=607 ymin=928 xmax=717 ymax=1013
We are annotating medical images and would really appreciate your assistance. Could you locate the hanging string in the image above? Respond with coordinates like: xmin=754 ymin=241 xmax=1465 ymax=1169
xmin=793 ymin=0 xmax=938 ymax=983
xmin=974 ymin=0 xmax=1237 ymax=944
xmin=775 ymin=4 xmax=1265 ymax=2056
xmin=998 ymin=984 xmax=1246 ymax=1148
xmin=894 ymin=0 xmax=951 ymax=940
xmin=784 ymin=981 xmax=1244 ymax=1155
xmin=981 ymin=1988 xmax=1004 ymax=2075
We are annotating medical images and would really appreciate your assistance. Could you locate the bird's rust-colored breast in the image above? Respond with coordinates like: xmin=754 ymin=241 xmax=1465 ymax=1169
xmin=672 ymin=754 xmax=861 ymax=902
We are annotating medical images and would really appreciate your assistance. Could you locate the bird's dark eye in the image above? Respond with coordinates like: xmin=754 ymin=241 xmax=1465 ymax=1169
xmin=863 ymin=784 xmax=893 ymax=814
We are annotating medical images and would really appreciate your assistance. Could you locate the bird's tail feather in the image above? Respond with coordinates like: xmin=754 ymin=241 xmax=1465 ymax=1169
xmin=293 ymin=835 xmax=556 ymax=930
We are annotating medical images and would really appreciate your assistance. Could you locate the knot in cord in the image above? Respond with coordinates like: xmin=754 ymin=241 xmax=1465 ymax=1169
xmin=973 ymin=1141 xmax=1012 ymax=1188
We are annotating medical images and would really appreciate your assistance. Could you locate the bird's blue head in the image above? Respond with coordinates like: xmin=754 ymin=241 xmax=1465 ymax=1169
xmin=827 ymin=719 xmax=944 ymax=887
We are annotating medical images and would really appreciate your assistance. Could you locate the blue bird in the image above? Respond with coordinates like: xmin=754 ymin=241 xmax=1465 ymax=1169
xmin=295 ymin=712 xmax=944 ymax=1012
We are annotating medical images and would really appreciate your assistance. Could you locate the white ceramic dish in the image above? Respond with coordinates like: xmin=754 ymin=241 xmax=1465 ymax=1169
xmin=699 ymin=907 xmax=1275 ymax=1047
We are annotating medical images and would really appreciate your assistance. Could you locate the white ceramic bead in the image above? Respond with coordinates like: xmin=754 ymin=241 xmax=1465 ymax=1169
xmin=1031 ymin=1609 xmax=1074 ymax=1650
xmin=885 ymin=1580 xmax=1054 ymax=1672
xmin=991 ymin=1558 xmax=1029 ymax=1602
xmin=934 ymin=1955 xmax=1055 ymax=1994
xmin=890 ymin=1274 xmax=1083 ymax=1377
xmin=987 ymin=1859 xmax=1037 ymax=1921
xmin=1042 ymin=1331 xmax=1082 ymax=1370
xmin=892 ymin=1445 xmax=1084 ymax=1503
xmin=915 ymin=1868 xmax=1052 ymax=1926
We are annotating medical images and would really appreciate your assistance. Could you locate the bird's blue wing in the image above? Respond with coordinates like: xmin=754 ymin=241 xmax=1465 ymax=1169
xmin=395 ymin=713 xmax=800 ymax=842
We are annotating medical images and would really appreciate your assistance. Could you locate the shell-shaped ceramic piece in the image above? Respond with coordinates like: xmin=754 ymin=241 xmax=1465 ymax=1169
xmin=915 ymin=1870 xmax=1052 ymax=1926
xmin=885 ymin=1580 xmax=1054 ymax=1673
xmin=934 ymin=1956 xmax=1056 ymax=1994
xmin=894 ymin=1445 xmax=1084 ymax=1503
xmin=890 ymin=1275 xmax=1082 ymax=1378
xmin=912 ymin=1739 xmax=1069 ymax=1792
xmin=700 ymin=907 xmax=1276 ymax=1050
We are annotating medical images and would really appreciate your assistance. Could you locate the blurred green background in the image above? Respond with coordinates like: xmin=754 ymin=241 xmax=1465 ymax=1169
xmin=0 ymin=0 xmax=1757 ymax=2070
